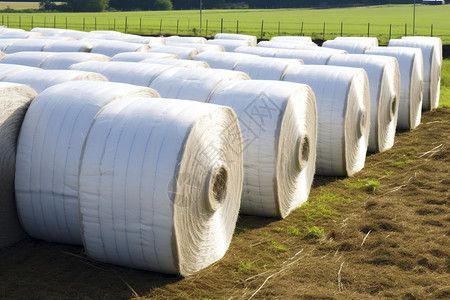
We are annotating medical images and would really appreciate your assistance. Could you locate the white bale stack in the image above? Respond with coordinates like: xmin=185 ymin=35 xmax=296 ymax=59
xmin=71 ymin=61 xmax=177 ymax=87
xmin=209 ymin=80 xmax=317 ymax=217
xmin=214 ymin=33 xmax=258 ymax=47
xmin=0 ymin=51 xmax=57 ymax=67
xmin=365 ymin=46 xmax=424 ymax=130
xmin=3 ymin=39 xmax=56 ymax=54
xmin=270 ymin=36 xmax=313 ymax=44
xmin=273 ymin=49 xmax=339 ymax=64
xmin=15 ymin=81 xmax=159 ymax=245
xmin=193 ymin=52 xmax=260 ymax=69
xmin=1 ymin=69 xmax=109 ymax=93
xmin=327 ymin=54 xmax=400 ymax=153
xmin=233 ymin=57 xmax=304 ymax=80
xmin=165 ymin=36 xmax=207 ymax=44
xmin=283 ymin=65 xmax=371 ymax=176
xmin=0 ymin=64 xmax=38 ymax=80
xmin=90 ymin=40 xmax=150 ymax=56
xmin=121 ymin=35 xmax=166 ymax=46
xmin=148 ymin=45 xmax=199 ymax=59
xmin=111 ymin=52 xmax=179 ymax=62
xmin=0 ymin=83 xmax=37 ymax=248
xmin=79 ymin=97 xmax=243 ymax=276
xmin=335 ymin=37 xmax=379 ymax=47
xmin=234 ymin=46 xmax=279 ymax=57
xmin=206 ymin=39 xmax=252 ymax=52
xmin=40 ymin=52 xmax=111 ymax=70
xmin=388 ymin=37 xmax=442 ymax=110
xmin=164 ymin=42 xmax=225 ymax=53
xmin=0 ymin=30 xmax=42 ymax=39
xmin=142 ymin=58 xmax=210 ymax=68
xmin=43 ymin=40 xmax=95 ymax=52
xmin=257 ymin=41 xmax=318 ymax=49
xmin=322 ymin=38 xmax=376 ymax=54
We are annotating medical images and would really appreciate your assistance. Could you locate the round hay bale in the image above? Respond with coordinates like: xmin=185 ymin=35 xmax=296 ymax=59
xmin=366 ymin=46 xmax=424 ymax=130
xmin=148 ymin=68 xmax=250 ymax=102
xmin=322 ymin=39 xmax=374 ymax=54
xmin=89 ymin=40 xmax=150 ymax=57
xmin=209 ymin=80 xmax=317 ymax=218
xmin=148 ymin=45 xmax=199 ymax=60
xmin=165 ymin=36 xmax=207 ymax=44
xmin=193 ymin=52 xmax=260 ymax=69
xmin=79 ymin=97 xmax=242 ymax=276
xmin=214 ymin=33 xmax=258 ymax=47
xmin=0 ymin=51 xmax=57 ymax=67
xmin=15 ymin=81 xmax=160 ymax=245
xmin=0 ymin=64 xmax=38 ymax=80
xmin=327 ymin=54 xmax=400 ymax=153
xmin=70 ymin=61 xmax=177 ymax=87
xmin=40 ymin=52 xmax=111 ymax=70
xmin=270 ymin=36 xmax=313 ymax=44
xmin=233 ymin=57 xmax=303 ymax=80
xmin=30 ymin=27 xmax=68 ymax=37
xmin=3 ymin=39 xmax=56 ymax=54
xmin=335 ymin=37 xmax=379 ymax=47
xmin=0 ymin=31 xmax=42 ymax=39
xmin=0 ymin=39 xmax=21 ymax=52
xmin=52 ymin=29 xmax=89 ymax=40
xmin=283 ymin=65 xmax=371 ymax=176
xmin=388 ymin=37 xmax=442 ymax=110
xmin=257 ymin=41 xmax=318 ymax=50
xmin=234 ymin=46 xmax=279 ymax=57
xmin=164 ymin=41 xmax=225 ymax=53
xmin=272 ymin=49 xmax=341 ymax=64
xmin=121 ymin=35 xmax=166 ymax=46
xmin=111 ymin=52 xmax=179 ymax=62
xmin=142 ymin=58 xmax=210 ymax=68
xmin=206 ymin=39 xmax=252 ymax=52
xmin=0 ymin=82 xmax=37 ymax=248
xmin=43 ymin=40 xmax=95 ymax=52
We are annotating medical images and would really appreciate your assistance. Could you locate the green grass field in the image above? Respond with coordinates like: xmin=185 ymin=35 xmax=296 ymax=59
xmin=0 ymin=4 xmax=449 ymax=43
xmin=440 ymin=60 xmax=450 ymax=107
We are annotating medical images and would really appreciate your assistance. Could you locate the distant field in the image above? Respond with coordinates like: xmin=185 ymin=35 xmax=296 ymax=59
xmin=0 ymin=1 xmax=39 ymax=9
xmin=0 ymin=4 xmax=449 ymax=43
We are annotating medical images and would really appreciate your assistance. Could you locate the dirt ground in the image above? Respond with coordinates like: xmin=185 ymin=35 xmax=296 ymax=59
xmin=0 ymin=107 xmax=449 ymax=300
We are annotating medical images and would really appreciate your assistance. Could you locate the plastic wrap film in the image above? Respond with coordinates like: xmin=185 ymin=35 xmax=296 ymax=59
xmin=164 ymin=42 xmax=225 ymax=53
xmin=234 ymin=46 xmax=279 ymax=57
xmin=233 ymin=57 xmax=304 ymax=80
xmin=40 ymin=52 xmax=111 ymax=70
xmin=0 ymin=83 xmax=37 ymax=248
xmin=0 ymin=64 xmax=38 ymax=80
xmin=322 ymin=39 xmax=375 ymax=54
xmin=193 ymin=52 xmax=260 ymax=69
xmin=2 ymin=39 xmax=55 ymax=54
xmin=15 ymin=81 xmax=159 ymax=245
xmin=165 ymin=36 xmax=207 ymax=44
xmin=206 ymin=39 xmax=252 ymax=52
xmin=79 ymin=97 xmax=243 ymax=276
xmin=365 ymin=46 xmax=424 ymax=130
xmin=148 ymin=45 xmax=199 ymax=60
xmin=270 ymin=36 xmax=313 ymax=44
xmin=43 ymin=40 xmax=95 ymax=52
xmin=209 ymin=80 xmax=317 ymax=217
xmin=112 ymin=52 xmax=180 ymax=62
xmin=0 ymin=51 xmax=57 ymax=67
xmin=89 ymin=40 xmax=150 ymax=57
xmin=283 ymin=65 xmax=370 ymax=176
xmin=142 ymin=58 xmax=210 ymax=68
xmin=327 ymin=54 xmax=400 ymax=152
xmin=214 ymin=33 xmax=258 ymax=47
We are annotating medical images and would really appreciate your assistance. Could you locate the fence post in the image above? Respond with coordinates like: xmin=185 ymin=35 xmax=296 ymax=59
xmin=278 ymin=21 xmax=280 ymax=36
xmin=114 ymin=18 xmax=116 ymax=31
xmin=188 ymin=18 xmax=190 ymax=32
xmin=389 ymin=24 xmax=392 ymax=40
xmin=221 ymin=18 xmax=223 ymax=33
xmin=260 ymin=20 xmax=264 ymax=39
xmin=1 ymin=16 xmax=3 ymax=26
xmin=82 ymin=17 xmax=85 ymax=31
xmin=322 ymin=22 xmax=325 ymax=40
xmin=341 ymin=21 xmax=343 ymax=37
xmin=367 ymin=22 xmax=370 ymax=37
xmin=19 ymin=16 xmax=21 ymax=29
xmin=176 ymin=19 xmax=179 ymax=35
xmin=300 ymin=21 xmax=303 ymax=36
xmin=44 ymin=16 xmax=46 ymax=28
xmin=236 ymin=20 xmax=239 ymax=34
xmin=125 ymin=16 xmax=128 ymax=33
xmin=431 ymin=24 xmax=433 ymax=37
xmin=405 ymin=23 xmax=407 ymax=36
xmin=140 ymin=17 xmax=142 ymax=33
xmin=65 ymin=16 xmax=67 ymax=29
xmin=54 ymin=15 xmax=56 ymax=28
xmin=31 ymin=16 xmax=33 ymax=28
xmin=95 ymin=17 xmax=97 ymax=30
xmin=206 ymin=19 xmax=208 ymax=36
xmin=159 ymin=18 xmax=162 ymax=34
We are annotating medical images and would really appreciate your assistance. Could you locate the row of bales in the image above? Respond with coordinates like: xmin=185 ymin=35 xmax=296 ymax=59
xmin=0 ymin=26 xmax=442 ymax=276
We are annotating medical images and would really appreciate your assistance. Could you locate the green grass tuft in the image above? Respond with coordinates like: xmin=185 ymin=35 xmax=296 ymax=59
xmin=286 ymin=226 xmax=302 ymax=236
xmin=306 ymin=226 xmax=324 ymax=238
xmin=237 ymin=261 xmax=255 ymax=274
xmin=271 ymin=240 xmax=288 ymax=252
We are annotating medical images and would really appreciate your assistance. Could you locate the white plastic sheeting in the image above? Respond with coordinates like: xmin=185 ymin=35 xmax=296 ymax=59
xmin=1 ymin=69 xmax=108 ymax=93
xmin=335 ymin=37 xmax=379 ymax=47
xmin=15 ymin=81 xmax=159 ymax=245
xmin=327 ymin=54 xmax=400 ymax=153
xmin=30 ymin=28 xmax=68 ymax=37
xmin=148 ymin=45 xmax=199 ymax=59
xmin=111 ymin=52 xmax=179 ymax=62
xmin=257 ymin=41 xmax=318 ymax=49
xmin=0 ymin=83 xmax=37 ymax=248
xmin=209 ymin=80 xmax=317 ymax=217
xmin=164 ymin=41 xmax=225 ymax=53
xmin=121 ymin=35 xmax=166 ymax=46
xmin=366 ymin=47 xmax=424 ymax=130
xmin=193 ymin=52 xmax=260 ymax=69
xmin=148 ymin=68 xmax=250 ymax=102
xmin=79 ymin=97 xmax=242 ymax=276
xmin=206 ymin=39 xmax=252 ymax=52
xmin=90 ymin=40 xmax=150 ymax=56
xmin=233 ymin=57 xmax=304 ymax=80
xmin=402 ymin=36 xmax=443 ymax=63
xmin=0 ymin=39 xmax=21 ymax=51
xmin=142 ymin=58 xmax=210 ymax=68
xmin=322 ymin=39 xmax=375 ymax=54
xmin=3 ymin=39 xmax=56 ymax=54
xmin=214 ymin=33 xmax=258 ymax=47
xmin=273 ymin=49 xmax=339 ymax=65
xmin=40 ymin=52 xmax=111 ymax=70
xmin=71 ymin=61 xmax=177 ymax=87
xmin=0 ymin=51 xmax=57 ymax=67
xmin=234 ymin=46 xmax=279 ymax=57
xmin=388 ymin=38 xmax=442 ymax=110
xmin=43 ymin=40 xmax=95 ymax=52
xmin=283 ymin=65 xmax=371 ymax=176
xmin=270 ymin=36 xmax=313 ymax=44
xmin=165 ymin=36 xmax=206 ymax=44
xmin=0 ymin=30 xmax=42 ymax=39
xmin=0 ymin=64 xmax=37 ymax=80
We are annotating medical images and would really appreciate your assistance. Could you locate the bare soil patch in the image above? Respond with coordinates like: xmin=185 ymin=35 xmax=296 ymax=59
xmin=1 ymin=108 xmax=449 ymax=300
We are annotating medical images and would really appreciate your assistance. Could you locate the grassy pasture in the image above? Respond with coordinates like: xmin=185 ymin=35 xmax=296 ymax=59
xmin=440 ymin=59 xmax=450 ymax=107
xmin=0 ymin=4 xmax=449 ymax=43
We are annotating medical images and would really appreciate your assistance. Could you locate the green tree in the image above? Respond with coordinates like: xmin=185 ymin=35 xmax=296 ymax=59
xmin=67 ymin=0 xmax=109 ymax=12
xmin=154 ymin=0 xmax=173 ymax=10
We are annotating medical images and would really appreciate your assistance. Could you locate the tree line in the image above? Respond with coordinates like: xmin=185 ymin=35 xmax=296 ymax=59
xmin=33 ymin=0 xmax=413 ymax=12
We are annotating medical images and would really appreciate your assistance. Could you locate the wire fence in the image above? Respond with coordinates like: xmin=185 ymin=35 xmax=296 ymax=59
xmin=2 ymin=15 xmax=448 ymax=44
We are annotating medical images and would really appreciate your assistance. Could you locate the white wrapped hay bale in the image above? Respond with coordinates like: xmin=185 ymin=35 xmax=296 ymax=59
xmin=0 ymin=51 xmax=57 ymax=67
xmin=271 ymin=36 xmax=313 ymax=44
xmin=121 ymin=35 xmax=166 ymax=46
xmin=402 ymin=36 xmax=442 ymax=63
xmin=322 ymin=39 xmax=375 ymax=54
xmin=206 ymin=39 xmax=252 ymax=52
xmin=0 ymin=82 xmax=37 ymax=248
xmin=274 ymin=49 xmax=339 ymax=65
xmin=214 ymin=33 xmax=258 ymax=47
xmin=55 ymin=29 xmax=90 ymax=40
xmin=193 ymin=52 xmax=260 ymax=69
xmin=148 ymin=68 xmax=250 ymax=102
xmin=30 ymin=27 xmax=68 ymax=37
xmin=389 ymin=38 xmax=442 ymax=110
xmin=43 ymin=40 xmax=95 ymax=52
xmin=85 ymin=30 xmax=125 ymax=41
xmin=164 ymin=41 xmax=225 ymax=53
xmin=111 ymin=52 xmax=179 ymax=62
xmin=234 ymin=46 xmax=279 ymax=57
xmin=0 ymin=30 xmax=42 ymax=39
xmin=233 ymin=57 xmax=303 ymax=80
xmin=40 ymin=52 xmax=111 ymax=70
xmin=79 ymin=97 xmax=242 ymax=276
xmin=90 ymin=40 xmax=150 ymax=56
xmin=148 ymin=45 xmax=199 ymax=59
xmin=3 ymin=39 xmax=56 ymax=54
xmin=365 ymin=47 xmax=424 ymax=130
xmin=327 ymin=54 xmax=400 ymax=153
xmin=0 ymin=64 xmax=38 ymax=80
xmin=165 ymin=36 xmax=206 ymax=44
xmin=2 ymin=69 xmax=108 ymax=93
xmin=283 ymin=65 xmax=371 ymax=176
xmin=0 ymin=39 xmax=21 ymax=51
xmin=257 ymin=41 xmax=318 ymax=50
xmin=209 ymin=80 xmax=317 ymax=217
xmin=142 ymin=58 xmax=210 ymax=68
xmin=71 ymin=61 xmax=177 ymax=87
xmin=15 ymin=81 xmax=159 ymax=245
xmin=335 ymin=37 xmax=379 ymax=47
